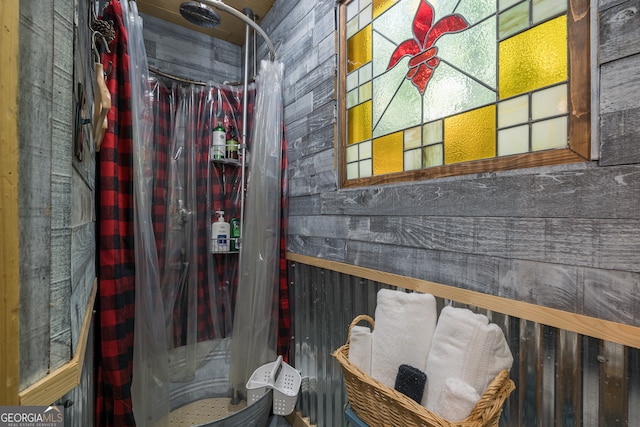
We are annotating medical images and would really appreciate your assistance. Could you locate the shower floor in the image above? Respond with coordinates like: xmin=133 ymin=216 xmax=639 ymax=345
xmin=169 ymin=397 xmax=247 ymax=426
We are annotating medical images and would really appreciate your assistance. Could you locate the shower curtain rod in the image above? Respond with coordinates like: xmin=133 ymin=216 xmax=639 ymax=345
xmin=148 ymin=66 xmax=255 ymax=87
xmin=201 ymin=0 xmax=276 ymax=61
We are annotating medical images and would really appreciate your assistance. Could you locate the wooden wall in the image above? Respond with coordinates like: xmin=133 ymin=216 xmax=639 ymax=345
xmin=265 ymin=0 xmax=640 ymax=330
xmin=16 ymin=0 xmax=95 ymax=422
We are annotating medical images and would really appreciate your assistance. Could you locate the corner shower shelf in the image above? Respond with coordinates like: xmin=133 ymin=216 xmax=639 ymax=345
xmin=211 ymin=157 xmax=242 ymax=167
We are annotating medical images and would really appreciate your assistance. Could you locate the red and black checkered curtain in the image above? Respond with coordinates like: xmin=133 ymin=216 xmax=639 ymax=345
xmin=95 ymin=3 xmax=289 ymax=426
xmin=96 ymin=2 xmax=136 ymax=426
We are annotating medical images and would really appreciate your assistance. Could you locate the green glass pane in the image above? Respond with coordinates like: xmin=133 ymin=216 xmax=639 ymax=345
xmin=360 ymin=63 xmax=372 ymax=83
xmin=423 ymin=120 xmax=443 ymax=145
xmin=373 ymin=73 xmax=422 ymax=137
xmin=347 ymin=162 xmax=359 ymax=180
xmin=532 ymin=116 xmax=567 ymax=151
xmin=360 ymin=3 xmax=373 ymax=29
xmin=499 ymin=0 xmax=523 ymax=11
xmin=347 ymin=0 xmax=360 ymax=21
xmin=498 ymin=125 xmax=529 ymax=156
xmin=360 ymin=140 xmax=372 ymax=159
xmin=360 ymin=0 xmax=373 ymax=11
xmin=531 ymin=84 xmax=567 ymax=120
xmin=498 ymin=95 xmax=528 ymax=128
xmin=437 ymin=17 xmax=497 ymax=92
xmin=404 ymin=126 xmax=421 ymax=149
xmin=499 ymin=2 xmax=529 ymax=40
xmin=347 ymin=88 xmax=358 ymax=109
xmin=347 ymin=16 xmax=359 ymax=39
xmin=444 ymin=105 xmax=496 ymax=164
xmin=499 ymin=15 xmax=568 ymax=99
xmin=404 ymin=148 xmax=422 ymax=170
xmin=533 ymin=0 xmax=567 ymax=24
xmin=347 ymin=144 xmax=359 ymax=162
xmin=372 ymin=31 xmax=397 ymax=78
xmin=360 ymin=159 xmax=373 ymax=178
xmin=359 ymin=81 xmax=372 ymax=103
xmin=423 ymin=62 xmax=496 ymax=123
xmin=347 ymin=72 xmax=358 ymax=92
xmin=423 ymin=144 xmax=443 ymax=167
xmin=455 ymin=0 xmax=496 ymax=24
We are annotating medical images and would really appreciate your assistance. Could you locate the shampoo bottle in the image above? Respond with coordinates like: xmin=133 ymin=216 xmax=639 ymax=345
xmin=211 ymin=210 xmax=230 ymax=252
xmin=211 ymin=123 xmax=226 ymax=160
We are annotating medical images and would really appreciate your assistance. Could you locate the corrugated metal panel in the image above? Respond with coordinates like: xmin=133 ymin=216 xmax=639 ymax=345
xmin=289 ymin=261 xmax=640 ymax=427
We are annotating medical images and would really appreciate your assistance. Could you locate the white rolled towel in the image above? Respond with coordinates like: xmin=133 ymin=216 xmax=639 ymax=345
xmin=423 ymin=306 xmax=513 ymax=411
xmin=370 ymin=289 xmax=437 ymax=388
xmin=435 ymin=378 xmax=481 ymax=422
xmin=348 ymin=325 xmax=372 ymax=375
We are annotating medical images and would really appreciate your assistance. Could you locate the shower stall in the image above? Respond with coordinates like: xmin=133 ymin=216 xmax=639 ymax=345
xmin=97 ymin=1 xmax=287 ymax=426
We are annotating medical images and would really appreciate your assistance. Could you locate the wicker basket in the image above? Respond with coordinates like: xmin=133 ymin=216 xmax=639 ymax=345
xmin=333 ymin=315 xmax=515 ymax=427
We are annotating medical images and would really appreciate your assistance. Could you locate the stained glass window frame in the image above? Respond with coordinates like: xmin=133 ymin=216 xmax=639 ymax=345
xmin=337 ymin=0 xmax=591 ymax=188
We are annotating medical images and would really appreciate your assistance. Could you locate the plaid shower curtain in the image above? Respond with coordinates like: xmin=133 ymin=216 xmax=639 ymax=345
xmin=95 ymin=2 xmax=289 ymax=425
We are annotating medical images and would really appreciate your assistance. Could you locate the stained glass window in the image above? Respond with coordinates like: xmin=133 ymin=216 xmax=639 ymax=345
xmin=339 ymin=0 xmax=591 ymax=186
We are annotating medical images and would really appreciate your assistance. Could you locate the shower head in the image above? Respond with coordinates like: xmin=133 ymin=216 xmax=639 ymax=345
xmin=179 ymin=1 xmax=221 ymax=28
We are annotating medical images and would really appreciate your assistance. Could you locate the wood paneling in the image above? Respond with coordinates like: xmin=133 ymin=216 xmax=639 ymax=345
xmin=19 ymin=281 xmax=96 ymax=406
xmin=0 ymin=0 xmax=20 ymax=406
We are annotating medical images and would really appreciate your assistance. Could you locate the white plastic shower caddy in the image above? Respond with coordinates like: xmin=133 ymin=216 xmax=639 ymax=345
xmin=246 ymin=355 xmax=302 ymax=416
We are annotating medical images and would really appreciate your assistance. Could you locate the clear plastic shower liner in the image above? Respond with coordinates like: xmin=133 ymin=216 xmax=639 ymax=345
xmin=125 ymin=2 xmax=285 ymax=423
xmin=124 ymin=2 xmax=170 ymax=426
xmin=229 ymin=59 xmax=286 ymax=397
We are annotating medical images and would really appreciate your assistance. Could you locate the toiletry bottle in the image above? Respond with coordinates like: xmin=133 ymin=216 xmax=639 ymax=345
xmin=226 ymin=126 xmax=238 ymax=160
xmin=211 ymin=123 xmax=226 ymax=160
xmin=211 ymin=210 xmax=230 ymax=252
xmin=229 ymin=217 xmax=240 ymax=251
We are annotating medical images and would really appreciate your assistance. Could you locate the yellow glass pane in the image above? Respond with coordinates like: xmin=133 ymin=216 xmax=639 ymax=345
xmin=348 ymin=101 xmax=372 ymax=145
xmin=348 ymin=24 xmax=372 ymax=73
xmin=373 ymin=0 xmax=398 ymax=18
xmin=373 ymin=132 xmax=403 ymax=175
xmin=499 ymin=15 xmax=567 ymax=99
xmin=444 ymin=105 xmax=496 ymax=164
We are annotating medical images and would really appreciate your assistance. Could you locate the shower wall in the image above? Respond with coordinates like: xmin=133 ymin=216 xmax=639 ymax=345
xmin=141 ymin=12 xmax=243 ymax=83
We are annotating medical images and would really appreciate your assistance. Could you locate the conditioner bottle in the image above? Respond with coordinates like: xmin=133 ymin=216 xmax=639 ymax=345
xmin=211 ymin=210 xmax=230 ymax=252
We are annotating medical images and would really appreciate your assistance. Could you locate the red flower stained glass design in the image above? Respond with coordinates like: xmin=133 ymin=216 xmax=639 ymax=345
xmin=387 ymin=1 xmax=469 ymax=94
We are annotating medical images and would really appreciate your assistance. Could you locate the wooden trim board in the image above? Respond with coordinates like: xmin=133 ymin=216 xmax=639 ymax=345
xmin=0 ymin=0 xmax=20 ymax=406
xmin=287 ymin=253 xmax=640 ymax=349
xmin=19 ymin=279 xmax=97 ymax=405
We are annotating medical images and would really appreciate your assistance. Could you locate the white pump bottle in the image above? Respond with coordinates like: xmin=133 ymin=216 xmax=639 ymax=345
xmin=211 ymin=210 xmax=230 ymax=252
